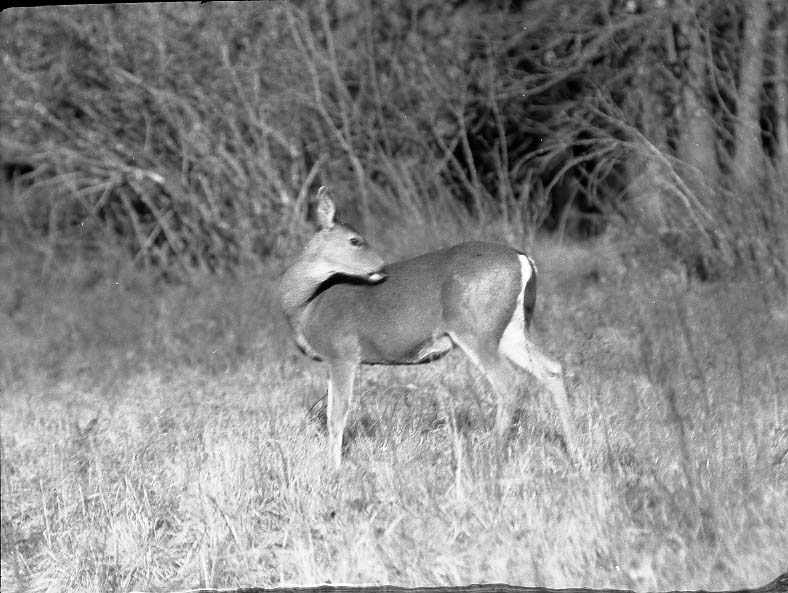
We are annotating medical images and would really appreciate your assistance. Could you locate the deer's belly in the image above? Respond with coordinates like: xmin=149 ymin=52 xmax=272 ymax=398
xmin=360 ymin=333 xmax=454 ymax=365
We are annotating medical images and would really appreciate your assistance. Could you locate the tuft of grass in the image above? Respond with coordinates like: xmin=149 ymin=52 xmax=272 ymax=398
xmin=2 ymin=240 xmax=787 ymax=592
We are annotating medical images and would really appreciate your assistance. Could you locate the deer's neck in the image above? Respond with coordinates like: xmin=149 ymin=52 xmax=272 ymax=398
xmin=279 ymin=257 xmax=330 ymax=327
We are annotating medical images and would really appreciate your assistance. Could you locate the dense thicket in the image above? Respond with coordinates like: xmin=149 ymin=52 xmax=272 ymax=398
xmin=1 ymin=1 xmax=786 ymax=282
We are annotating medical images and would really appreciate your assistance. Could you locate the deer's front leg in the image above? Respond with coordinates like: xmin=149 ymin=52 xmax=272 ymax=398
xmin=327 ymin=360 xmax=356 ymax=470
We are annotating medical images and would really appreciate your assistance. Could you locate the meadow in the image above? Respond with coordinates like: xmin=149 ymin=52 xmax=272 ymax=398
xmin=1 ymin=231 xmax=786 ymax=593
xmin=3 ymin=2 xmax=788 ymax=591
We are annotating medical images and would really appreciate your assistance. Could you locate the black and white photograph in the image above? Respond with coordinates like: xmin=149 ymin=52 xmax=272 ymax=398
xmin=1 ymin=2 xmax=787 ymax=592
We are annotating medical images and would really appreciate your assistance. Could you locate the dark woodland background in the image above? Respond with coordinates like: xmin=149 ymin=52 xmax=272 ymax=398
xmin=2 ymin=0 xmax=786 ymax=282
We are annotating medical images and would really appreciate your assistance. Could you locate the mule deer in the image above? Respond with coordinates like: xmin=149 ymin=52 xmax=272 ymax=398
xmin=280 ymin=186 xmax=580 ymax=469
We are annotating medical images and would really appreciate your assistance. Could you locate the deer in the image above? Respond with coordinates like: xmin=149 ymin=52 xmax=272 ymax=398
xmin=280 ymin=186 xmax=581 ymax=470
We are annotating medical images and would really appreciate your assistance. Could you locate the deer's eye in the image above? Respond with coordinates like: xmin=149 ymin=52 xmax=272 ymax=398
xmin=350 ymin=237 xmax=363 ymax=247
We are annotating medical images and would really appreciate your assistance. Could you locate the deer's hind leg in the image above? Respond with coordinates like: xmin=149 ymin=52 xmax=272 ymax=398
xmin=448 ymin=332 xmax=518 ymax=451
xmin=498 ymin=320 xmax=581 ymax=465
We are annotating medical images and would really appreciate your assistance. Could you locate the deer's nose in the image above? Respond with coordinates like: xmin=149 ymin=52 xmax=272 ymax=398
xmin=368 ymin=268 xmax=387 ymax=282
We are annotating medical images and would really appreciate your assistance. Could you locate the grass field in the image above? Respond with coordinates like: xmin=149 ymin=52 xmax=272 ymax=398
xmin=1 ymin=237 xmax=787 ymax=593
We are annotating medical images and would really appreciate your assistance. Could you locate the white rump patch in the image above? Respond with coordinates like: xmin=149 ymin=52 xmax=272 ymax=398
xmin=498 ymin=255 xmax=534 ymax=364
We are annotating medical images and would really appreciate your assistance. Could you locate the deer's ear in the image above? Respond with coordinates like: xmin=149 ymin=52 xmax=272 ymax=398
xmin=316 ymin=186 xmax=336 ymax=230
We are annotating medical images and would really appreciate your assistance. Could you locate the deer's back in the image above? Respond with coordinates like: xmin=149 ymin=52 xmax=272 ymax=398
xmin=301 ymin=242 xmax=524 ymax=363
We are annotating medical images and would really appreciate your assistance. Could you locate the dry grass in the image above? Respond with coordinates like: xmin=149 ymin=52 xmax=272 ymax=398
xmin=1 ymin=238 xmax=787 ymax=593
xmin=3 ymin=5 xmax=787 ymax=591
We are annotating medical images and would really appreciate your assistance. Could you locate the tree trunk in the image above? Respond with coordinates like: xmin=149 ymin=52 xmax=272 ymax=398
xmin=774 ymin=1 xmax=788 ymax=173
xmin=628 ymin=65 xmax=671 ymax=231
xmin=675 ymin=0 xmax=719 ymax=199
xmin=770 ymin=1 xmax=788 ymax=293
xmin=732 ymin=0 xmax=770 ymax=193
